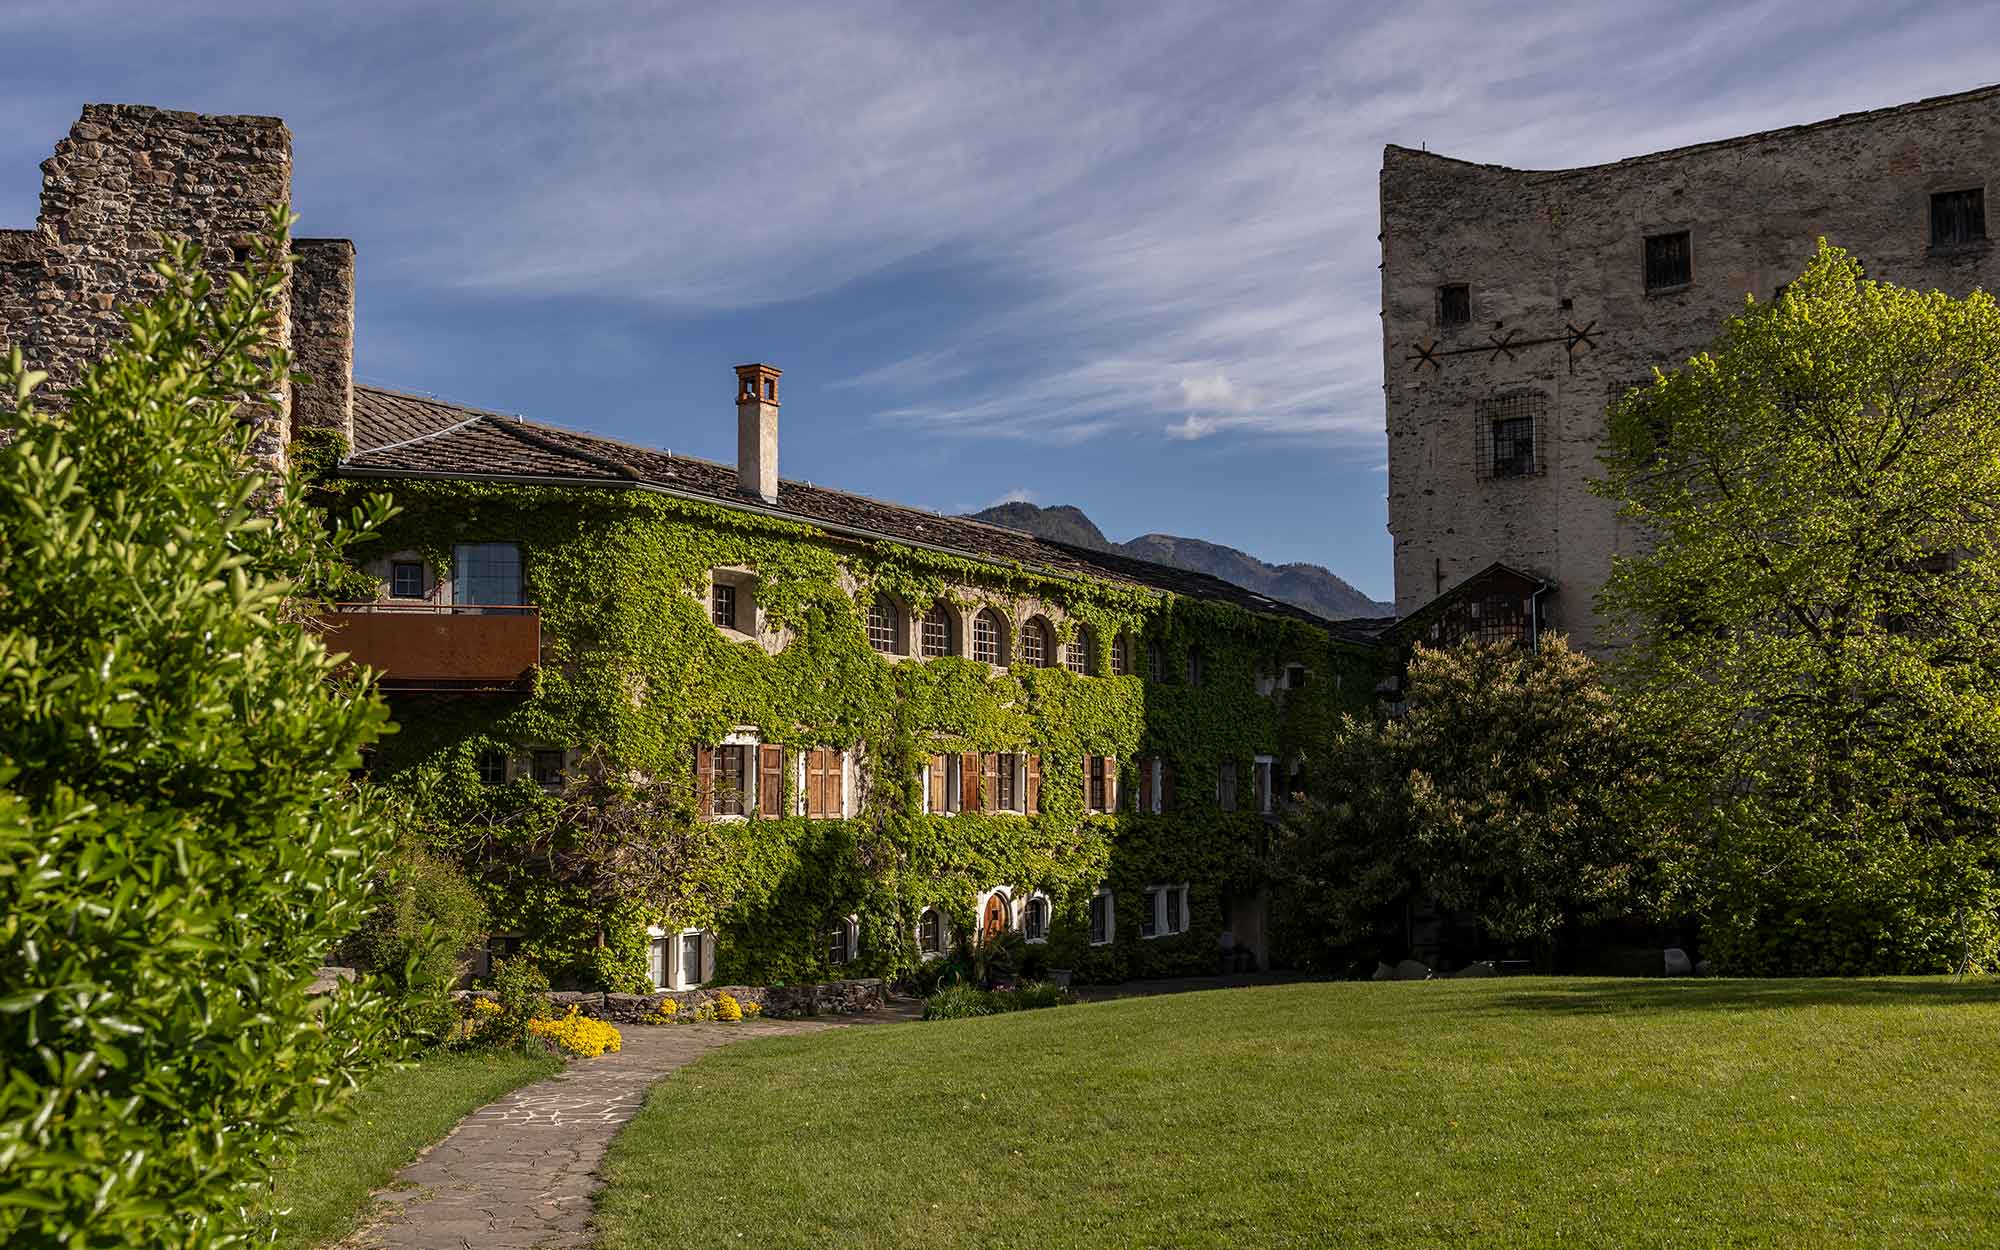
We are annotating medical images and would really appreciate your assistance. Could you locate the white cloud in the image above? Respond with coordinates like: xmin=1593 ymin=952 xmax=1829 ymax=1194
xmin=985 ymin=487 xmax=1037 ymax=508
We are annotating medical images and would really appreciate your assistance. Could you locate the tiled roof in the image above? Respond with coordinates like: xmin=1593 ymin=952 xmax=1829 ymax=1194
xmin=345 ymin=386 xmax=1389 ymax=641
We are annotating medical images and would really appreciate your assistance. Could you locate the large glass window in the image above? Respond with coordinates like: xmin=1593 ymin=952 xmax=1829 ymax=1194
xmin=921 ymin=605 xmax=953 ymax=657
xmin=973 ymin=610 xmax=1004 ymax=665
xmin=453 ymin=542 xmax=521 ymax=606
xmin=867 ymin=600 xmax=899 ymax=653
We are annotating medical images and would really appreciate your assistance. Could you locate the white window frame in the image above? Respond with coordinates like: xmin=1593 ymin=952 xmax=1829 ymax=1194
xmin=1143 ymin=883 xmax=1190 ymax=940
xmin=827 ymin=914 xmax=859 ymax=966
xmin=1088 ymin=888 xmax=1115 ymax=946
xmin=711 ymin=730 xmax=762 ymax=822
xmin=1143 ymin=757 xmax=1165 ymax=814
xmin=1021 ymin=891 xmax=1052 ymax=944
xmin=1254 ymin=754 xmax=1276 ymax=816
xmin=916 ymin=906 xmax=951 ymax=960
xmin=992 ymin=753 xmax=1029 ymax=816
xmin=646 ymin=925 xmax=670 ymax=990
xmin=667 ymin=926 xmax=715 ymax=990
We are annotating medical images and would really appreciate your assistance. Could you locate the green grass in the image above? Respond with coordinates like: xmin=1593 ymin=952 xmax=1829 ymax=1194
xmin=254 ymin=1048 xmax=562 ymax=1249
xmin=594 ymin=978 xmax=2000 ymax=1249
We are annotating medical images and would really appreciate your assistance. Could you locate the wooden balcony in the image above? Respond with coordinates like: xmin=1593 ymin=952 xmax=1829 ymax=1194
xmin=323 ymin=603 xmax=540 ymax=692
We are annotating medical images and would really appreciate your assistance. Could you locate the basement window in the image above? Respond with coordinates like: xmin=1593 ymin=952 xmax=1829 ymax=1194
xmin=1644 ymin=231 xmax=1692 ymax=292
xmin=1438 ymin=283 xmax=1471 ymax=329
xmin=1931 ymin=188 xmax=1987 ymax=250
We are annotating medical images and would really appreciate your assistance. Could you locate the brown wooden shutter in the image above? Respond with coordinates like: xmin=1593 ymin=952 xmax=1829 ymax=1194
xmin=928 ymin=754 xmax=947 ymax=814
xmin=759 ymin=745 xmax=784 ymax=818
xmin=1162 ymin=760 xmax=1176 ymax=813
xmin=1026 ymin=755 xmax=1042 ymax=814
xmin=961 ymin=751 xmax=982 ymax=812
xmin=1084 ymin=756 xmax=1093 ymax=809
xmin=1137 ymin=757 xmax=1154 ymax=814
xmin=982 ymin=753 xmax=1000 ymax=812
xmin=696 ymin=746 xmax=714 ymax=820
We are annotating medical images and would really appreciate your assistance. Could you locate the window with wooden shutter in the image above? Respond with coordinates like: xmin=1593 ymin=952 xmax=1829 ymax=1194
xmin=758 ymin=745 xmax=784 ymax=818
xmin=986 ymin=753 xmax=1008 ymax=812
xmin=806 ymin=748 xmax=843 ymax=819
xmin=696 ymin=746 xmax=714 ymax=819
xmin=715 ymin=745 xmax=747 ymax=817
xmin=927 ymin=754 xmax=948 ymax=814
xmin=961 ymin=751 xmax=983 ymax=811
xmin=1026 ymin=755 xmax=1042 ymax=814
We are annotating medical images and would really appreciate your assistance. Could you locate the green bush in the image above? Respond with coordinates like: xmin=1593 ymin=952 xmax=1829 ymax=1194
xmin=491 ymin=956 xmax=553 ymax=1049
xmin=921 ymin=980 xmax=1069 ymax=1021
xmin=347 ymin=847 xmax=490 ymax=1044
xmin=0 ymin=217 xmax=402 ymax=1247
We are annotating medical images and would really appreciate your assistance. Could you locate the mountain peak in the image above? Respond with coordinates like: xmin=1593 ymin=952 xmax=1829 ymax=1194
xmin=965 ymin=502 xmax=1389 ymax=620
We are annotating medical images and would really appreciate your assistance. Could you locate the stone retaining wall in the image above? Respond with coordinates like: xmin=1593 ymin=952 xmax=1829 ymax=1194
xmin=455 ymin=977 xmax=890 ymax=1022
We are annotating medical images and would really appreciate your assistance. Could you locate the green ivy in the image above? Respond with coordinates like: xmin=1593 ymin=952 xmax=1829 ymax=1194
xmin=347 ymin=480 xmax=1382 ymax=988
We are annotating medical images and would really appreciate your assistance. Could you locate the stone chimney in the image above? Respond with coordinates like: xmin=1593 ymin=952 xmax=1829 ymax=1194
xmin=734 ymin=362 xmax=781 ymax=503
xmin=289 ymin=237 xmax=356 ymax=450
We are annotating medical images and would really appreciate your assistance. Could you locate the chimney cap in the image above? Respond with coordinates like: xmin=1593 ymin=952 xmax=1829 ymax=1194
xmin=734 ymin=362 xmax=780 ymax=406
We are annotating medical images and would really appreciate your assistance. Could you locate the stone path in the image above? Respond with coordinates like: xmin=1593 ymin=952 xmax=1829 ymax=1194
xmin=338 ymin=1007 xmax=917 ymax=1250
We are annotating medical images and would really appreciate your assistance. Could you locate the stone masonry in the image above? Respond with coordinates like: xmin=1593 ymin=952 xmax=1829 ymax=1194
xmin=0 ymin=104 xmax=357 ymax=465
xmin=1381 ymin=84 xmax=2000 ymax=652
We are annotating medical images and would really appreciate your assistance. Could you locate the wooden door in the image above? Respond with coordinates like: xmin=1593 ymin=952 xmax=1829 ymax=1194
xmin=982 ymin=893 xmax=1009 ymax=941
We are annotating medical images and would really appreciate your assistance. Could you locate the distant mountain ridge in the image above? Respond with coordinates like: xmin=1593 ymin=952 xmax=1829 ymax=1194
xmin=966 ymin=502 xmax=1391 ymax=621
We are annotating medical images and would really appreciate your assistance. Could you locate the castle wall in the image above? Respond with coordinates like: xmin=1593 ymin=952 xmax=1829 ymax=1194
xmin=1381 ymin=86 xmax=2000 ymax=652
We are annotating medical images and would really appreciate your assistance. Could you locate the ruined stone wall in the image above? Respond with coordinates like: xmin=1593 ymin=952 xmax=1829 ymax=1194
xmin=0 ymin=103 xmax=354 ymax=468
xmin=1381 ymin=85 xmax=2000 ymax=653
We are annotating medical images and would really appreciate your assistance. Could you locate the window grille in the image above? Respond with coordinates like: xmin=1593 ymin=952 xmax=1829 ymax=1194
xmin=390 ymin=561 xmax=424 ymax=599
xmin=1931 ymin=188 xmax=1987 ymax=249
xmin=1468 ymin=592 xmax=1534 ymax=646
xmin=1021 ymin=619 xmax=1047 ymax=668
xmin=921 ymin=605 xmax=952 ymax=657
xmin=1065 ymin=626 xmax=1092 ymax=674
xmin=1644 ymin=231 xmax=1692 ymax=291
xmin=973 ymin=611 xmax=1002 ymax=664
xmin=866 ymin=600 xmax=898 ymax=653
xmin=1475 ymin=392 xmax=1546 ymax=479
xmin=1088 ymin=755 xmax=1109 ymax=813
xmin=476 ymin=749 xmax=508 ymax=786
xmin=711 ymin=582 xmax=736 ymax=629
xmin=1438 ymin=283 xmax=1471 ymax=328
xmin=1110 ymin=632 xmax=1130 ymax=676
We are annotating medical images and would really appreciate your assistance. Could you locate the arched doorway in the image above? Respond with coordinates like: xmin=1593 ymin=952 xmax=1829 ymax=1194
xmin=982 ymin=892 xmax=1010 ymax=941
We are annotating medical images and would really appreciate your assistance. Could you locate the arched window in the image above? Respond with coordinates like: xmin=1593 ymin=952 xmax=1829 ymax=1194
xmin=1065 ymin=625 xmax=1094 ymax=675
xmin=1021 ymin=617 xmax=1053 ymax=668
xmin=1022 ymin=894 xmax=1050 ymax=942
xmin=1186 ymin=645 xmax=1205 ymax=687
xmin=1148 ymin=639 xmax=1167 ymax=683
xmin=921 ymin=604 xmax=954 ymax=657
xmin=866 ymin=599 xmax=901 ymax=654
xmin=1110 ymin=632 xmax=1131 ymax=677
xmin=827 ymin=915 xmax=858 ymax=965
xmin=917 ymin=907 xmax=947 ymax=958
xmin=973 ymin=609 xmax=1007 ymax=665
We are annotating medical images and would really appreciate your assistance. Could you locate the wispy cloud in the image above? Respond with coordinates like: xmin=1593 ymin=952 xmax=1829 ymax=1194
xmin=985 ymin=487 xmax=1037 ymax=508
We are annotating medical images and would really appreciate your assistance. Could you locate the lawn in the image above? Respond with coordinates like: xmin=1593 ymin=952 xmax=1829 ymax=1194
xmin=594 ymin=978 xmax=2000 ymax=1249
xmin=252 ymin=1047 xmax=561 ymax=1249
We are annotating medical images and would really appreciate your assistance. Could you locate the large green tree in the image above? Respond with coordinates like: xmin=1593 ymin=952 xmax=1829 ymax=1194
xmin=1597 ymin=240 xmax=2000 ymax=974
xmin=1276 ymin=636 xmax=1647 ymax=969
xmin=0 ymin=217 xmax=402 ymax=1247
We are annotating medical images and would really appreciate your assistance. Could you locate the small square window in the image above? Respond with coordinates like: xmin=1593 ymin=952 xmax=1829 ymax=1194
xmin=390 ymin=561 xmax=424 ymax=599
xmin=1931 ymin=188 xmax=1987 ymax=250
xmin=712 ymin=582 xmax=737 ymax=630
xmin=1644 ymin=231 xmax=1692 ymax=292
xmin=476 ymin=749 xmax=508 ymax=786
xmin=1477 ymin=392 xmax=1544 ymax=480
xmin=531 ymin=749 xmax=565 ymax=790
xmin=1438 ymin=283 xmax=1470 ymax=328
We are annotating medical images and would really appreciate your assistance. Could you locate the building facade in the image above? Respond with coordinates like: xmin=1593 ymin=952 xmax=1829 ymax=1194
xmin=1381 ymin=85 xmax=2000 ymax=652
xmin=3 ymin=104 xmax=1385 ymax=992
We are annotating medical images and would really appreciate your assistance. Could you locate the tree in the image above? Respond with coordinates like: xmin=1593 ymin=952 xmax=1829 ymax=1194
xmin=1275 ymin=636 xmax=1647 ymax=969
xmin=0 ymin=215 xmax=402 ymax=1246
xmin=1596 ymin=239 xmax=2000 ymax=974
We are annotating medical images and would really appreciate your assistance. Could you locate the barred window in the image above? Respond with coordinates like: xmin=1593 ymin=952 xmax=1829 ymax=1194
xmin=1438 ymin=283 xmax=1470 ymax=328
xmin=867 ymin=600 xmax=899 ymax=653
xmin=1931 ymin=188 xmax=1987 ymax=249
xmin=1476 ymin=392 xmax=1545 ymax=480
xmin=921 ymin=604 xmax=954 ymax=657
xmin=1644 ymin=231 xmax=1692 ymax=292
xmin=1066 ymin=625 xmax=1094 ymax=674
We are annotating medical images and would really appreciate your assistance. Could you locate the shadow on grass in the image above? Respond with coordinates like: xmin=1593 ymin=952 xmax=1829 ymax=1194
xmin=1470 ymin=976 xmax=2000 ymax=1016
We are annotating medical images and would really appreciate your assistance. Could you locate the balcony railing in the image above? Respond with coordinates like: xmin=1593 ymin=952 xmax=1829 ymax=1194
xmin=322 ymin=603 xmax=540 ymax=692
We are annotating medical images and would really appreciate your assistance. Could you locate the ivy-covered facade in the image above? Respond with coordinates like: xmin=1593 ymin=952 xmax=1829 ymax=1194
xmin=331 ymin=374 xmax=1385 ymax=992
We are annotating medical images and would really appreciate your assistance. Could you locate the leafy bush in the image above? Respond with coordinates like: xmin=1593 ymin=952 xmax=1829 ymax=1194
xmin=346 ymin=847 xmax=489 ymax=1045
xmin=0 ymin=217 xmax=402 ymax=1246
xmin=490 ymin=957 xmax=552 ymax=1049
xmin=921 ymin=981 xmax=1070 ymax=1021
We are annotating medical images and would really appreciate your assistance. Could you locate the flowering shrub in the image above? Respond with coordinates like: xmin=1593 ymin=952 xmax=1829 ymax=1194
xmin=741 ymin=1000 xmax=763 ymax=1019
xmin=692 ymin=1001 xmax=718 ymax=1022
xmin=527 ymin=1006 xmax=624 ymax=1058
xmin=714 ymin=992 xmax=744 ymax=1022
xmin=642 ymin=999 xmax=679 ymax=1025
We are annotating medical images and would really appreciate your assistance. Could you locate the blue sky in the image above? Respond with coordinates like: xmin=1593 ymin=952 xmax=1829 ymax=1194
xmin=5 ymin=2 xmax=1998 ymax=602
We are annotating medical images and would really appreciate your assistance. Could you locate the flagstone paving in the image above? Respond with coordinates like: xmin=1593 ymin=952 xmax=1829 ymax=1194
xmin=338 ymin=1007 xmax=917 ymax=1250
